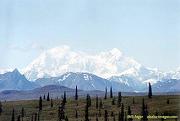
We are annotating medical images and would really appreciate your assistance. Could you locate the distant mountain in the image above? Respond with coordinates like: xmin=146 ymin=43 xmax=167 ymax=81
xmin=152 ymin=79 xmax=180 ymax=92
xmin=0 ymin=85 xmax=179 ymax=101
xmin=0 ymin=85 xmax=103 ymax=101
xmin=23 ymin=46 xmax=142 ymax=81
xmin=0 ymin=69 xmax=179 ymax=93
xmin=0 ymin=69 xmax=38 ymax=91
xmin=35 ymin=72 xmax=133 ymax=92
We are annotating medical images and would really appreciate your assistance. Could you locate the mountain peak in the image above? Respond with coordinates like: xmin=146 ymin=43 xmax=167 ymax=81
xmin=23 ymin=46 xmax=143 ymax=80
xmin=12 ymin=68 xmax=20 ymax=74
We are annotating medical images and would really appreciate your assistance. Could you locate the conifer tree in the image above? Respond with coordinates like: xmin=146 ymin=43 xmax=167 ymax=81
xmin=167 ymin=99 xmax=170 ymax=104
xmin=47 ymin=92 xmax=50 ymax=101
xmin=58 ymin=106 xmax=65 ymax=121
xmin=110 ymin=86 xmax=113 ymax=98
xmin=104 ymin=87 xmax=107 ymax=99
xmin=34 ymin=113 xmax=37 ymax=121
xmin=104 ymin=110 xmax=108 ymax=121
xmin=120 ymin=103 xmax=124 ymax=121
xmin=43 ymin=94 xmax=46 ymax=100
xmin=117 ymin=92 xmax=122 ymax=107
xmin=96 ymin=114 xmax=99 ymax=121
xmin=98 ymin=109 xmax=102 ymax=117
xmin=11 ymin=108 xmax=15 ymax=121
xmin=87 ymin=94 xmax=91 ymax=107
xmin=21 ymin=107 xmax=24 ymax=118
xmin=51 ymin=99 xmax=53 ymax=108
xmin=112 ymin=97 xmax=115 ymax=105
xmin=63 ymin=91 xmax=67 ymax=104
xmin=85 ymin=96 xmax=89 ymax=121
xmin=113 ymin=115 xmax=116 ymax=121
xmin=111 ymin=111 xmax=114 ymax=117
xmin=0 ymin=101 xmax=2 ymax=115
xmin=17 ymin=115 xmax=21 ymax=121
xmin=133 ymin=97 xmax=135 ymax=104
xmin=75 ymin=109 xmax=78 ymax=118
xmin=128 ymin=106 xmax=132 ymax=121
xmin=99 ymin=99 xmax=103 ymax=109
xmin=96 ymin=95 xmax=99 ymax=109
xmin=31 ymin=115 xmax=33 ymax=121
xmin=65 ymin=116 xmax=69 ymax=121
xmin=148 ymin=82 xmax=152 ymax=98
xmin=39 ymin=96 xmax=42 ymax=111
xmin=141 ymin=98 xmax=148 ymax=121
xmin=75 ymin=85 xmax=78 ymax=100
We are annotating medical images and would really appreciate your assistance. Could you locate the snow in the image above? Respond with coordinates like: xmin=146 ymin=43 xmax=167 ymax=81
xmin=23 ymin=45 xmax=142 ymax=81
xmin=0 ymin=68 xmax=13 ymax=74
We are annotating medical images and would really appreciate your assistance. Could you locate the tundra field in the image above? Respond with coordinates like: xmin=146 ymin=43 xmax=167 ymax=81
xmin=0 ymin=95 xmax=179 ymax=121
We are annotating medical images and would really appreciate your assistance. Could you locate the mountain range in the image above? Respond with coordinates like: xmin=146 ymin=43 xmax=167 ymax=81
xmin=0 ymin=46 xmax=179 ymax=93
xmin=0 ymin=68 xmax=179 ymax=93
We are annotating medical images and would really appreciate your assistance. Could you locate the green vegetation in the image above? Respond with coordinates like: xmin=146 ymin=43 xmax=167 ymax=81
xmin=0 ymin=95 xmax=179 ymax=121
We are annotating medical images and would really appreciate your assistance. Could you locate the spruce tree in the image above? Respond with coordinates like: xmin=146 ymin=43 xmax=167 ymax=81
xmin=120 ymin=103 xmax=124 ymax=121
xmin=63 ymin=91 xmax=67 ymax=104
xmin=34 ymin=113 xmax=37 ymax=121
xmin=117 ymin=92 xmax=122 ymax=107
xmin=21 ymin=107 xmax=24 ymax=117
xmin=110 ymin=86 xmax=113 ymax=98
xmin=104 ymin=110 xmax=108 ymax=121
xmin=85 ymin=97 xmax=89 ymax=121
xmin=96 ymin=95 xmax=99 ymax=109
xmin=113 ymin=115 xmax=116 ymax=121
xmin=98 ymin=109 xmax=102 ymax=117
xmin=112 ymin=97 xmax=115 ymax=105
xmin=31 ymin=115 xmax=33 ymax=121
xmin=43 ymin=94 xmax=46 ymax=100
xmin=0 ymin=101 xmax=2 ymax=115
xmin=17 ymin=115 xmax=21 ymax=121
xmin=87 ymin=94 xmax=91 ymax=107
xmin=65 ymin=116 xmax=69 ymax=121
xmin=133 ymin=97 xmax=135 ymax=104
xmin=47 ymin=92 xmax=50 ymax=101
xmin=96 ymin=114 xmax=99 ymax=121
xmin=11 ymin=108 xmax=15 ymax=121
xmin=75 ymin=85 xmax=78 ymax=100
xmin=148 ymin=82 xmax=152 ymax=98
xmin=167 ymin=99 xmax=170 ymax=104
xmin=51 ymin=99 xmax=53 ymax=108
xmin=75 ymin=109 xmax=78 ymax=118
xmin=58 ymin=106 xmax=65 ymax=120
xmin=99 ymin=99 xmax=103 ymax=109
xmin=39 ymin=96 xmax=42 ymax=111
xmin=111 ymin=111 xmax=114 ymax=117
xmin=128 ymin=106 xmax=132 ymax=121
xmin=141 ymin=98 xmax=148 ymax=121
xmin=104 ymin=87 xmax=107 ymax=99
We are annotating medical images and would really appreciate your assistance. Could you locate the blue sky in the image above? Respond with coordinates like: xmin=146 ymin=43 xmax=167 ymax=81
xmin=0 ymin=0 xmax=179 ymax=71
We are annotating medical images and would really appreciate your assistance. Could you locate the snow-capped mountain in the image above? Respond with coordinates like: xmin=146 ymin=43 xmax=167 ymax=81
xmin=152 ymin=79 xmax=180 ymax=92
xmin=0 ymin=69 xmax=38 ymax=91
xmin=108 ymin=66 xmax=164 ymax=90
xmin=22 ymin=46 xmax=180 ymax=92
xmin=35 ymin=72 xmax=133 ymax=91
xmin=0 ymin=46 xmax=179 ymax=92
xmin=24 ymin=46 xmax=142 ymax=81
